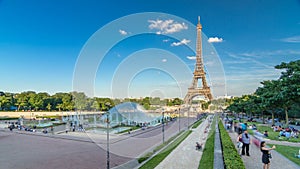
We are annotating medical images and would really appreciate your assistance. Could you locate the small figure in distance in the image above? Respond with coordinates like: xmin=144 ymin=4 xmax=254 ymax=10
xmin=295 ymin=149 xmax=300 ymax=158
xmin=196 ymin=142 xmax=202 ymax=151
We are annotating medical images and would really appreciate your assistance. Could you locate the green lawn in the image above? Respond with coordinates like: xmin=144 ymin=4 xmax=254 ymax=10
xmin=250 ymin=124 xmax=300 ymax=143
xmin=198 ymin=115 xmax=217 ymax=169
xmin=139 ymin=130 xmax=192 ymax=169
xmin=137 ymin=130 xmax=184 ymax=164
xmin=268 ymin=144 xmax=300 ymax=166
xmin=192 ymin=118 xmax=204 ymax=129
xmin=198 ymin=130 xmax=215 ymax=169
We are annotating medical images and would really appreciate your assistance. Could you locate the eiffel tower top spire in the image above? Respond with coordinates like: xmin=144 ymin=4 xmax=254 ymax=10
xmin=197 ymin=16 xmax=202 ymax=29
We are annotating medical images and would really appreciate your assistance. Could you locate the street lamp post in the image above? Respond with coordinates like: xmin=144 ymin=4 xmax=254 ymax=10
xmin=162 ymin=109 xmax=165 ymax=143
xmin=187 ymin=106 xmax=190 ymax=129
xmin=106 ymin=112 xmax=110 ymax=169
xmin=178 ymin=108 xmax=180 ymax=133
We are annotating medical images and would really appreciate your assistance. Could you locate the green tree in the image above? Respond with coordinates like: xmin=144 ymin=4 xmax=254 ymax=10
xmin=15 ymin=92 xmax=31 ymax=111
xmin=72 ymin=92 xmax=88 ymax=111
xmin=172 ymin=98 xmax=183 ymax=105
xmin=200 ymin=100 xmax=209 ymax=110
xmin=91 ymin=99 xmax=100 ymax=111
xmin=150 ymin=97 xmax=161 ymax=105
xmin=0 ymin=95 xmax=10 ymax=110
xmin=274 ymin=60 xmax=300 ymax=126
xmin=256 ymin=80 xmax=280 ymax=125
xmin=46 ymin=103 xmax=52 ymax=111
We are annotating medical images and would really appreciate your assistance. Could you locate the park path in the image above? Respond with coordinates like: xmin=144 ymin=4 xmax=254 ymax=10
xmin=228 ymin=131 xmax=299 ymax=169
xmin=214 ymin=121 xmax=225 ymax=169
xmin=155 ymin=115 xmax=212 ymax=169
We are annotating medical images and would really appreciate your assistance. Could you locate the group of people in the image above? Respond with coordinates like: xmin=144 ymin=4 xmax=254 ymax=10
xmin=7 ymin=121 xmax=38 ymax=133
xmin=236 ymin=123 xmax=276 ymax=169
xmin=272 ymin=125 xmax=299 ymax=139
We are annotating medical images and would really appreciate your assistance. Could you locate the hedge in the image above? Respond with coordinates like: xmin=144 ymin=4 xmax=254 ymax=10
xmin=218 ymin=120 xmax=245 ymax=169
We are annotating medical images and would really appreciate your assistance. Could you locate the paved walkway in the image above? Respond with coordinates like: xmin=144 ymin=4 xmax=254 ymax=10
xmin=228 ymin=131 xmax=299 ymax=169
xmin=155 ymin=115 xmax=212 ymax=169
xmin=214 ymin=121 xmax=224 ymax=169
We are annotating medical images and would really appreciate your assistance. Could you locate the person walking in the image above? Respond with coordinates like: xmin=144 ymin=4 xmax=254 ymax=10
xmin=260 ymin=141 xmax=276 ymax=169
xmin=241 ymin=130 xmax=251 ymax=156
xmin=236 ymin=133 xmax=243 ymax=155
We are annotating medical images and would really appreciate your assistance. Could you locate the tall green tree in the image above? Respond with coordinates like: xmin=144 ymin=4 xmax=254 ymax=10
xmin=274 ymin=60 xmax=300 ymax=126
xmin=72 ymin=92 xmax=88 ymax=111
xmin=0 ymin=95 xmax=10 ymax=110
xmin=15 ymin=92 xmax=31 ymax=111
xmin=256 ymin=80 xmax=280 ymax=125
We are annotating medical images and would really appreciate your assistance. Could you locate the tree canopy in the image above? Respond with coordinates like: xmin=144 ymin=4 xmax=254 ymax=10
xmin=226 ymin=60 xmax=300 ymax=126
xmin=0 ymin=90 xmax=185 ymax=112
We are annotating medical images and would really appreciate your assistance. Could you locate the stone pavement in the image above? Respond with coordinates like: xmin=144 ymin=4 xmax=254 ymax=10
xmin=155 ymin=115 xmax=212 ymax=169
xmin=214 ymin=121 xmax=224 ymax=169
xmin=228 ymin=131 xmax=300 ymax=169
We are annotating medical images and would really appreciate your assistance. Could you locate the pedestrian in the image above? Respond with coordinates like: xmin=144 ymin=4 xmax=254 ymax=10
xmin=195 ymin=142 xmax=202 ymax=150
xmin=50 ymin=126 xmax=54 ymax=134
xmin=260 ymin=141 xmax=276 ymax=169
xmin=236 ymin=133 xmax=243 ymax=155
xmin=241 ymin=123 xmax=247 ymax=132
xmin=241 ymin=130 xmax=251 ymax=156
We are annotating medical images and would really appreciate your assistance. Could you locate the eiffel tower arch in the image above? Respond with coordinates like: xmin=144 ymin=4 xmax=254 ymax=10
xmin=184 ymin=17 xmax=213 ymax=104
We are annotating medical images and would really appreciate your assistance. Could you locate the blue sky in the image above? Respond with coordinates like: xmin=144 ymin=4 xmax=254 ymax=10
xmin=0 ymin=0 xmax=300 ymax=98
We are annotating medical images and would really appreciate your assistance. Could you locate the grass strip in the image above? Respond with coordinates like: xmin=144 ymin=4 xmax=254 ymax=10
xmin=137 ymin=130 xmax=184 ymax=163
xmin=0 ymin=117 xmax=19 ymax=120
xmin=139 ymin=130 xmax=192 ymax=169
xmin=198 ymin=115 xmax=217 ymax=169
xmin=219 ymin=120 xmax=245 ymax=169
xmin=192 ymin=115 xmax=207 ymax=129
xmin=267 ymin=144 xmax=300 ymax=166
xmin=117 ymin=126 xmax=140 ymax=134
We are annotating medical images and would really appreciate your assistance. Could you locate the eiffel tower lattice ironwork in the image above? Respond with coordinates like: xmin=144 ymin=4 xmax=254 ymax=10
xmin=184 ymin=17 xmax=213 ymax=104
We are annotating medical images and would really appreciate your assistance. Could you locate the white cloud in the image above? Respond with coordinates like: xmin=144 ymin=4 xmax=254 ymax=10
xmin=162 ymin=59 xmax=167 ymax=62
xmin=208 ymin=37 xmax=223 ymax=43
xmin=148 ymin=19 xmax=188 ymax=34
xmin=119 ymin=29 xmax=128 ymax=35
xmin=171 ymin=38 xmax=190 ymax=46
xmin=163 ymin=39 xmax=170 ymax=42
xmin=281 ymin=36 xmax=300 ymax=43
xmin=226 ymin=52 xmax=273 ymax=69
xmin=234 ymin=50 xmax=300 ymax=58
xmin=187 ymin=56 xmax=196 ymax=60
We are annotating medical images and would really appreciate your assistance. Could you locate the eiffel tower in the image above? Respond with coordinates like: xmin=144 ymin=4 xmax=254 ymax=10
xmin=184 ymin=17 xmax=213 ymax=104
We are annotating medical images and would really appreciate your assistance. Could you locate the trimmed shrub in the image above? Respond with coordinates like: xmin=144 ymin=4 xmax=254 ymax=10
xmin=219 ymin=120 xmax=245 ymax=169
